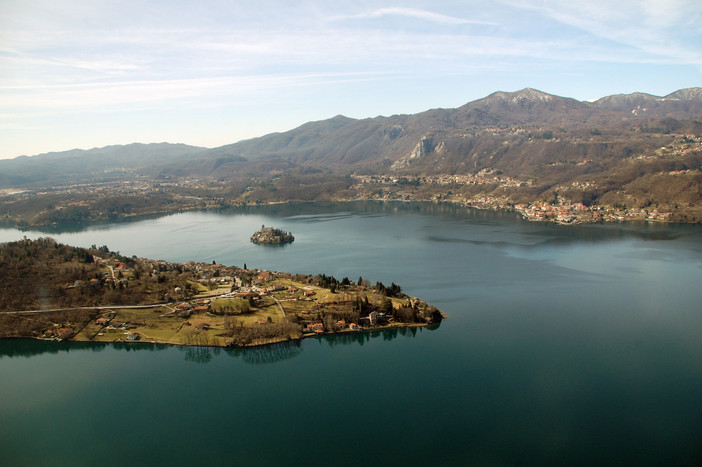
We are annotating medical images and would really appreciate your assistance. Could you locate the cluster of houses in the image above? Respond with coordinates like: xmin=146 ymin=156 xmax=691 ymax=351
xmin=352 ymin=169 xmax=681 ymax=225
xmin=516 ymin=199 xmax=675 ymax=223
xmin=63 ymin=256 xmax=132 ymax=290
xmin=173 ymin=299 xmax=210 ymax=317
xmin=301 ymin=311 xmax=392 ymax=335
xmin=93 ymin=315 xmax=143 ymax=339
xmin=303 ymin=320 xmax=361 ymax=334
xmin=515 ymin=200 xmax=590 ymax=224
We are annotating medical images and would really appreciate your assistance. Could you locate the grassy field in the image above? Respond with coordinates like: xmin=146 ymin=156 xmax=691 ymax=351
xmin=35 ymin=276 xmax=438 ymax=347
xmin=72 ymin=296 xmax=293 ymax=346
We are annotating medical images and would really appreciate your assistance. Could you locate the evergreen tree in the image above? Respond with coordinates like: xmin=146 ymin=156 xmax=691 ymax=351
xmin=381 ymin=296 xmax=393 ymax=314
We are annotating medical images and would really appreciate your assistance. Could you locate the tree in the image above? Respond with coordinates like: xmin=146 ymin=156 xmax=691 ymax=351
xmin=381 ymin=296 xmax=393 ymax=314
xmin=387 ymin=282 xmax=402 ymax=297
xmin=324 ymin=314 xmax=335 ymax=332
xmin=355 ymin=295 xmax=365 ymax=313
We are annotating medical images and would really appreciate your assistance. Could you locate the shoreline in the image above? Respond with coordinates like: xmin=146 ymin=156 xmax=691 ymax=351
xmin=1 ymin=321 xmax=434 ymax=350
xmin=2 ymin=197 xmax=693 ymax=235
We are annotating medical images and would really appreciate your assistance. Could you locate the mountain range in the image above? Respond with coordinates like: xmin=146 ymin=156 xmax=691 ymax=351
xmin=182 ymin=87 xmax=702 ymax=177
xmin=3 ymin=87 xmax=701 ymax=186
xmin=1 ymin=87 xmax=700 ymax=222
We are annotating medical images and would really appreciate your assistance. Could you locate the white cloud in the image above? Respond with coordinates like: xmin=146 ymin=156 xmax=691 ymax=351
xmin=1 ymin=71 xmax=393 ymax=114
xmin=329 ymin=7 xmax=499 ymax=26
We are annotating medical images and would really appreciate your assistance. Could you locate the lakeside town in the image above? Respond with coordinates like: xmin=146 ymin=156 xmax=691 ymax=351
xmin=350 ymin=173 xmax=676 ymax=224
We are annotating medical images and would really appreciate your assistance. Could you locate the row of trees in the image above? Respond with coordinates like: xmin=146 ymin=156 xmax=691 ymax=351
xmin=312 ymin=273 xmax=404 ymax=298
xmin=221 ymin=318 xmax=301 ymax=346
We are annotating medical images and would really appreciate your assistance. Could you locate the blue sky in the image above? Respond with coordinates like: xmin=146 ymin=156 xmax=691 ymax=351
xmin=1 ymin=0 xmax=701 ymax=159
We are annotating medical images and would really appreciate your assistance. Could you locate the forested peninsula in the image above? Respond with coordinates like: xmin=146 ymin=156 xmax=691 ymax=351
xmin=0 ymin=238 xmax=443 ymax=348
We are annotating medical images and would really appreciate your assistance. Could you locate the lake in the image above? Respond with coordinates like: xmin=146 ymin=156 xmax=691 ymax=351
xmin=1 ymin=202 xmax=702 ymax=466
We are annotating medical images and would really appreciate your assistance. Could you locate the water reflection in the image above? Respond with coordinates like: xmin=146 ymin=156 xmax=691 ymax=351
xmin=429 ymin=222 xmax=694 ymax=250
xmin=0 ymin=325 xmax=438 ymax=364
xmin=12 ymin=212 xmax=170 ymax=234
xmin=321 ymin=324 xmax=438 ymax=347
xmin=180 ymin=345 xmax=220 ymax=364
xmin=252 ymin=242 xmax=292 ymax=249
xmin=112 ymin=342 xmax=169 ymax=353
xmin=225 ymin=340 xmax=303 ymax=365
xmin=0 ymin=339 xmax=107 ymax=358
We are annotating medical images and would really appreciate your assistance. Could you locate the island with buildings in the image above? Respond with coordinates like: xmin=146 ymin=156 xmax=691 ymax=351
xmin=0 ymin=238 xmax=443 ymax=348
xmin=250 ymin=225 xmax=295 ymax=245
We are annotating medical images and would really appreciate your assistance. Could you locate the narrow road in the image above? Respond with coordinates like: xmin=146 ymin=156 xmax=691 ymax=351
xmin=1 ymin=289 xmax=236 ymax=315
xmin=1 ymin=303 xmax=169 ymax=315
xmin=271 ymin=296 xmax=286 ymax=318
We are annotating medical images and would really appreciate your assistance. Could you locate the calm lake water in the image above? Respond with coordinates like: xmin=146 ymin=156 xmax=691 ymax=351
xmin=2 ymin=202 xmax=702 ymax=466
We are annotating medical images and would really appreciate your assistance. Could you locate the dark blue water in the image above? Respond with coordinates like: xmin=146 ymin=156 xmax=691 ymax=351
xmin=2 ymin=202 xmax=702 ymax=465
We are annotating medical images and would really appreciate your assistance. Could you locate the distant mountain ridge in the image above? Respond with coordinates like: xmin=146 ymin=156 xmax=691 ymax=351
xmin=0 ymin=143 xmax=207 ymax=188
xmin=182 ymin=86 xmax=702 ymax=177
xmin=2 ymin=87 xmax=701 ymax=188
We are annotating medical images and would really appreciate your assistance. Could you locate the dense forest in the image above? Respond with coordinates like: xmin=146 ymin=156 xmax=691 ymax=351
xmin=0 ymin=238 xmax=197 ymax=312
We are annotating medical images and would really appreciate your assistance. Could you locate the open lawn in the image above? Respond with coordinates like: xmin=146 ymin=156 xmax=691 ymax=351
xmin=26 ymin=277 xmax=438 ymax=347
xmin=73 ymin=300 xmax=288 ymax=346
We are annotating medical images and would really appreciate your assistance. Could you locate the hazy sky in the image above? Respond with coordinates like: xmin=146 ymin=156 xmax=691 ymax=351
xmin=1 ymin=0 xmax=701 ymax=159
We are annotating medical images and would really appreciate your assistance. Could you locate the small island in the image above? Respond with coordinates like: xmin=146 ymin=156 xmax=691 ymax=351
xmin=0 ymin=238 xmax=443 ymax=348
xmin=250 ymin=225 xmax=295 ymax=245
